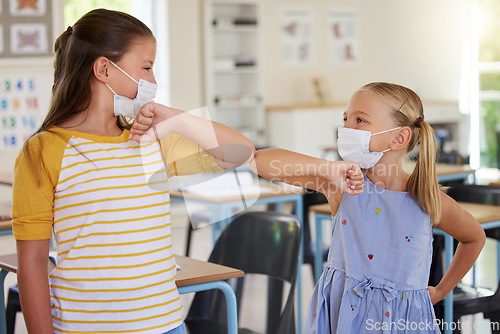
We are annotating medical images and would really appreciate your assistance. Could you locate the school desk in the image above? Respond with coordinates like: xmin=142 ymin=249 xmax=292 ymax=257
xmin=0 ymin=254 xmax=244 ymax=334
xmin=0 ymin=173 xmax=13 ymax=186
xmin=170 ymin=182 xmax=306 ymax=334
xmin=0 ymin=204 xmax=11 ymax=236
xmin=309 ymin=201 xmax=500 ymax=334
xmin=434 ymin=164 xmax=476 ymax=183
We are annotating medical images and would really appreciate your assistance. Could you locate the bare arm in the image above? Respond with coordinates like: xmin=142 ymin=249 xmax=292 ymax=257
xmin=428 ymin=192 xmax=486 ymax=304
xmin=252 ymin=148 xmax=364 ymax=208
xmin=130 ymin=103 xmax=256 ymax=169
xmin=16 ymin=239 xmax=53 ymax=334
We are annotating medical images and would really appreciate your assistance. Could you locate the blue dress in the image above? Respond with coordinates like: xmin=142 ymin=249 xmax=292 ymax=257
xmin=305 ymin=176 xmax=441 ymax=333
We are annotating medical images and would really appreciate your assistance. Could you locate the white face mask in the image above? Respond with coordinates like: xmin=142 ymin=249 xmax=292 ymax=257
xmin=106 ymin=60 xmax=157 ymax=118
xmin=337 ymin=127 xmax=401 ymax=169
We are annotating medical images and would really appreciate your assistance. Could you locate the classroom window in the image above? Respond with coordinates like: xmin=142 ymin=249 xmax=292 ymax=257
xmin=477 ymin=0 xmax=500 ymax=168
xmin=63 ymin=0 xmax=170 ymax=106
xmin=65 ymin=0 xmax=131 ymax=26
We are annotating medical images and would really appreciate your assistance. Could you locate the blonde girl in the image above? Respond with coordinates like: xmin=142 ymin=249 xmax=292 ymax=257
xmin=254 ymin=82 xmax=485 ymax=333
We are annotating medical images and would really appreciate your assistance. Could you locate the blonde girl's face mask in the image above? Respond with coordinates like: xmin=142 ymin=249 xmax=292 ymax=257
xmin=105 ymin=60 xmax=157 ymax=119
xmin=337 ymin=127 xmax=401 ymax=169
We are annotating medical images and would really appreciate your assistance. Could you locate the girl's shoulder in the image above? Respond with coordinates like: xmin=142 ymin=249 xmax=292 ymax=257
xmin=17 ymin=128 xmax=71 ymax=171
xmin=25 ymin=127 xmax=71 ymax=150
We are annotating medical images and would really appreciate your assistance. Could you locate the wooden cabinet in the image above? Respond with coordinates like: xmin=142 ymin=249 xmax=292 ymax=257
xmin=266 ymin=104 xmax=345 ymax=158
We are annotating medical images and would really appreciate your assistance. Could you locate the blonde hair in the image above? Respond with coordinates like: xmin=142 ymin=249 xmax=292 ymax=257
xmin=360 ymin=82 xmax=441 ymax=224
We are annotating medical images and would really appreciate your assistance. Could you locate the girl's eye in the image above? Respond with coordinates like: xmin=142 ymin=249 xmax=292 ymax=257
xmin=343 ymin=117 xmax=347 ymax=124
xmin=357 ymin=117 xmax=365 ymax=123
xmin=144 ymin=67 xmax=152 ymax=72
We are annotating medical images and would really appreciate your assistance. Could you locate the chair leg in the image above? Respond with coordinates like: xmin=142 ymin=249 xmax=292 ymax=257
xmin=484 ymin=311 xmax=500 ymax=334
xmin=185 ymin=219 xmax=193 ymax=257
xmin=267 ymin=278 xmax=283 ymax=334
xmin=6 ymin=286 xmax=21 ymax=334
xmin=235 ymin=277 xmax=245 ymax=321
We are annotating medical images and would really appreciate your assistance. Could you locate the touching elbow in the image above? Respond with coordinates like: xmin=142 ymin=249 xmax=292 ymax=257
xmin=220 ymin=143 xmax=256 ymax=168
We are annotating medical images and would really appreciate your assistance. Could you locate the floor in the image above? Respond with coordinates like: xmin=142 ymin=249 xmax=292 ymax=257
xmin=1 ymin=201 xmax=498 ymax=334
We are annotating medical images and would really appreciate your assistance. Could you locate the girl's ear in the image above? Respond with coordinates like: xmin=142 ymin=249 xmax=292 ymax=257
xmin=93 ymin=57 xmax=110 ymax=83
xmin=392 ymin=126 xmax=412 ymax=150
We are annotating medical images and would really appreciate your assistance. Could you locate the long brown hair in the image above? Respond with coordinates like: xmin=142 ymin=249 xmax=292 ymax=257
xmin=360 ymin=82 xmax=442 ymax=224
xmin=23 ymin=9 xmax=155 ymax=181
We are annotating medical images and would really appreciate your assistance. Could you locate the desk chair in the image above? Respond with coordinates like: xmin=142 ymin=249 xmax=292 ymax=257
xmin=185 ymin=211 xmax=301 ymax=334
xmin=433 ymin=184 xmax=500 ymax=333
xmin=6 ymin=286 xmax=19 ymax=334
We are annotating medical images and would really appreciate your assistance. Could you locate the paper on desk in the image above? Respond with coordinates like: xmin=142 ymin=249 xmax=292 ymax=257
xmin=178 ymin=171 xmax=274 ymax=226
xmin=182 ymin=172 xmax=271 ymax=197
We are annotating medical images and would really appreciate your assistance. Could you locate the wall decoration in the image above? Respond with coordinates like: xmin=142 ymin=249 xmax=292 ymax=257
xmin=327 ymin=9 xmax=360 ymax=66
xmin=0 ymin=75 xmax=51 ymax=151
xmin=10 ymin=23 xmax=47 ymax=54
xmin=310 ymin=76 xmax=332 ymax=105
xmin=0 ymin=0 xmax=53 ymax=59
xmin=9 ymin=0 xmax=46 ymax=16
xmin=280 ymin=6 xmax=313 ymax=66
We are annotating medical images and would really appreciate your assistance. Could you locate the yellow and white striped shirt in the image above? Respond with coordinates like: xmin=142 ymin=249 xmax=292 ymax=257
xmin=12 ymin=127 xmax=222 ymax=334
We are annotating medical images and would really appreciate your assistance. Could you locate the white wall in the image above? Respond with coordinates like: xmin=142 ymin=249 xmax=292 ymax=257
xmin=262 ymin=0 xmax=467 ymax=105
xmin=167 ymin=0 xmax=205 ymax=110
xmin=167 ymin=0 xmax=467 ymax=108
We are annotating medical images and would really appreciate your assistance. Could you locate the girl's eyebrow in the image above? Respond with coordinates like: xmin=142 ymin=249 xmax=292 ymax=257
xmin=344 ymin=110 xmax=371 ymax=118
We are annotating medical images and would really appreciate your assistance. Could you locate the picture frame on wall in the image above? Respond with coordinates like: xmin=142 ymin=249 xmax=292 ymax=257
xmin=10 ymin=23 xmax=48 ymax=54
xmin=9 ymin=0 xmax=46 ymax=16
xmin=0 ymin=0 xmax=54 ymax=59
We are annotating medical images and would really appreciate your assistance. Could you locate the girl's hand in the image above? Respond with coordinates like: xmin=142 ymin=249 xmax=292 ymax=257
xmin=427 ymin=286 xmax=443 ymax=304
xmin=130 ymin=103 xmax=155 ymax=143
xmin=327 ymin=161 xmax=364 ymax=195
xmin=130 ymin=103 xmax=174 ymax=143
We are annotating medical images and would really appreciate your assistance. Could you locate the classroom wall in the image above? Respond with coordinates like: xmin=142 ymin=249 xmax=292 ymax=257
xmin=167 ymin=0 xmax=467 ymax=109
xmin=0 ymin=0 xmax=469 ymax=174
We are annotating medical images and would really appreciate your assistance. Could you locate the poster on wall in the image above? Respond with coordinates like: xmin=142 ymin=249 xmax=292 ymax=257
xmin=280 ymin=7 xmax=313 ymax=66
xmin=327 ymin=9 xmax=360 ymax=66
xmin=0 ymin=0 xmax=54 ymax=59
xmin=0 ymin=76 xmax=51 ymax=151
xmin=9 ymin=0 xmax=46 ymax=16
xmin=10 ymin=23 xmax=48 ymax=54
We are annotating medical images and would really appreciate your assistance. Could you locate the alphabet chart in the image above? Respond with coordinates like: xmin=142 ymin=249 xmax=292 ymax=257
xmin=0 ymin=75 xmax=51 ymax=151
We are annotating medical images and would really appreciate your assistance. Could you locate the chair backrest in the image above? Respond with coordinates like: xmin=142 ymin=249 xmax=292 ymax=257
xmin=186 ymin=211 xmax=301 ymax=334
xmin=446 ymin=184 xmax=500 ymax=206
xmin=446 ymin=184 xmax=500 ymax=242
xmin=209 ymin=211 xmax=301 ymax=282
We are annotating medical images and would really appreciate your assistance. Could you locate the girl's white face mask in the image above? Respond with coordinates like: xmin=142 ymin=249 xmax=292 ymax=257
xmin=337 ymin=127 xmax=401 ymax=169
xmin=106 ymin=60 xmax=157 ymax=119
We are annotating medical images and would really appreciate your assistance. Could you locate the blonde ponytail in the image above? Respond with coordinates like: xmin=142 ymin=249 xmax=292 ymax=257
xmin=407 ymin=120 xmax=441 ymax=224
xmin=360 ymin=82 xmax=441 ymax=224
